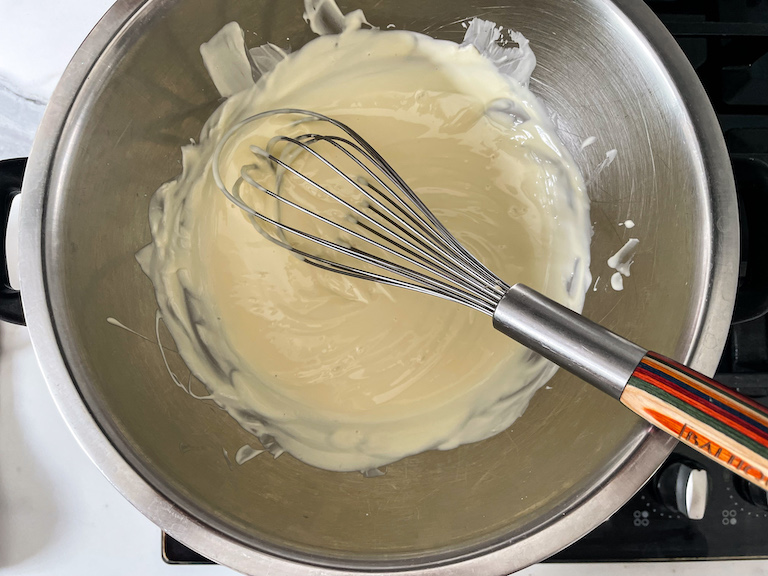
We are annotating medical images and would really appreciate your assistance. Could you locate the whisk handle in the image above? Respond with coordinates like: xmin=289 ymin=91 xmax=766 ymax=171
xmin=623 ymin=352 xmax=768 ymax=489
xmin=493 ymin=284 xmax=768 ymax=489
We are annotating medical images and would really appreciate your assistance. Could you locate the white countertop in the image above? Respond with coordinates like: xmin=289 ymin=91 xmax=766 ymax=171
xmin=1 ymin=2 xmax=766 ymax=575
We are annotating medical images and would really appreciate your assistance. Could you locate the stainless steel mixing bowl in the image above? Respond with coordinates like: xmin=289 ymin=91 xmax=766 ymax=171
xmin=15 ymin=0 xmax=738 ymax=573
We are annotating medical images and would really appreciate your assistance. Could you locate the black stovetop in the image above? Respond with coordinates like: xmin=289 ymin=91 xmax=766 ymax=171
xmin=163 ymin=0 xmax=768 ymax=564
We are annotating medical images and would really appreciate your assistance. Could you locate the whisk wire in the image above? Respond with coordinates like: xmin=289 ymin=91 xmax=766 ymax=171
xmin=339 ymin=130 xmax=506 ymax=292
xmin=229 ymin=176 xmax=498 ymax=313
xmin=242 ymin=167 xmax=501 ymax=311
xmin=261 ymin=135 xmax=504 ymax=304
xmin=294 ymin=132 xmax=506 ymax=290
xmin=212 ymin=108 xmax=509 ymax=315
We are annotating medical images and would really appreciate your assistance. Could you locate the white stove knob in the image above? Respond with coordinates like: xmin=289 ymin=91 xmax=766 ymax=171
xmin=655 ymin=461 xmax=709 ymax=520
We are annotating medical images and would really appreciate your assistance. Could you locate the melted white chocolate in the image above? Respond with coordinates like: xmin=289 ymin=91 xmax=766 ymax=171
xmin=137 ymin=16 xmax=592 ymax=472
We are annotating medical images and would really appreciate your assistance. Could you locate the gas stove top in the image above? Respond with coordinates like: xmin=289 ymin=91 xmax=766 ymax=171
xmin=162 ymin=0 xmax=768 ymax=565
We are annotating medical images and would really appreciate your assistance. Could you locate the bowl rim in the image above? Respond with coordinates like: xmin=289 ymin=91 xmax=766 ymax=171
xmin=18 ymin=0 xmax=738 ymax=573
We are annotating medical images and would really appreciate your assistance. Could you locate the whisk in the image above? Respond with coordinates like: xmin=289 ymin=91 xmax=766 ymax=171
xmin=213 ymin=108 xmax=768 ymax=488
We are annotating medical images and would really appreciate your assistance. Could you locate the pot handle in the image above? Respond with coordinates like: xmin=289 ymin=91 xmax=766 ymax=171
xmin=0 ymin=158 xmax=26 ymax=325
